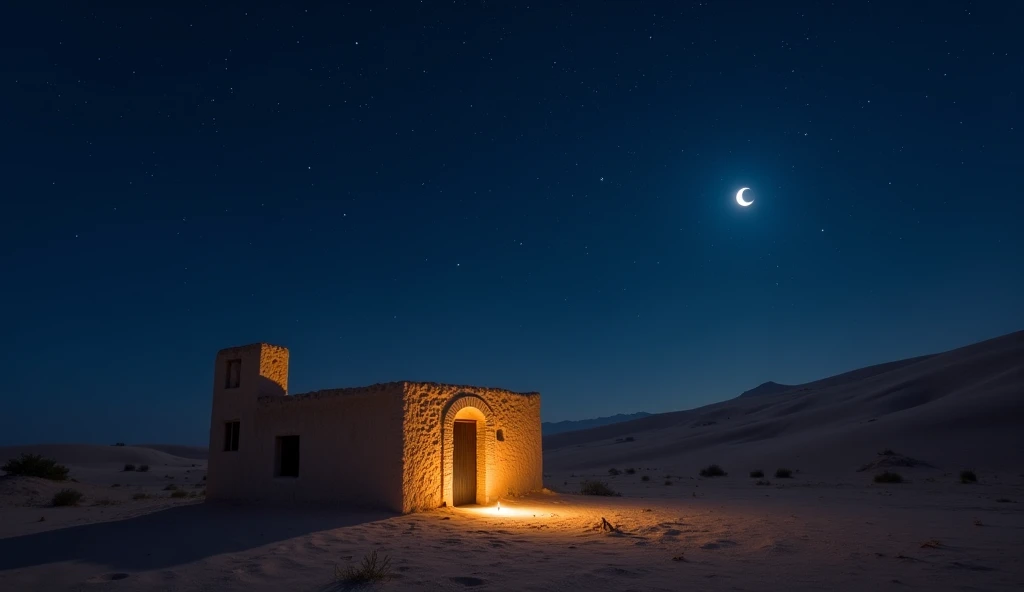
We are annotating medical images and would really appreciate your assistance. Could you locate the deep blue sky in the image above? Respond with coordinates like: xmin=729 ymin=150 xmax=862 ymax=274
xmin=2 ymin=1 xmax=1021 ymax=445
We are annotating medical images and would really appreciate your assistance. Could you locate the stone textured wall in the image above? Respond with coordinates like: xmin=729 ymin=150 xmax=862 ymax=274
xmin=208 ymin=344 xmax=542 ymax=513
xmin=400 ymin=382 xmax=543 ymax=512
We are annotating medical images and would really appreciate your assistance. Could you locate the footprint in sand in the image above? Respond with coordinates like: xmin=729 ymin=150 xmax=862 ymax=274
xmin=85 ymin=573 xmax=129 ymax=584
xmin=450 ymin=576 xmax=487 ymax=586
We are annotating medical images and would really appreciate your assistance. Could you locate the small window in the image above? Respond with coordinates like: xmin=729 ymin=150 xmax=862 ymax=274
xmin=225 ymin=359 xmax=242 ymax=389
xmin=496 ymin=429 xmax=505 ymax=442
xmin=276 ymin=435 xmax=300 ymax=477
xmin=224 ymin=421 xmax=240 ymax=451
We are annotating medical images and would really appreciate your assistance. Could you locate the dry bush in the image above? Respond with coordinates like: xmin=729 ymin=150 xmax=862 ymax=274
xmin=2 ymin=454 xmax=70 ymax=481
xmin=699 ymin=464 xmax=727 ymax=477
xmin=960 ymin=470 xmax=977 ymax=484
xmin=580 ymin=480 xmax=621 ymax=496
xmin=52 ymin=489 xmax=83 ymax=506
xmin=335 ymin=551 xmax=392 ymax=585
xmin=170 ymin=489 xmax=188 ymax=498
xmin=775 ymin=468 xmax=793 ymax=479
xmin=138 ymin=465 xmax=150 ymax=472
xmin=608 ymin=468 xmax=621 ymax=476
xmin=163 ymin=484 xmax=178 ymax=491
xmin=749 ymin=470 xmax=764 ymax=478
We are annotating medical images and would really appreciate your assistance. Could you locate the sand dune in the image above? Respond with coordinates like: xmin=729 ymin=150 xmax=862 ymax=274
xmin=0 ymin=444 xmax=200 ymax=469
xmin=133 ymin=444 xmax=208 ymax=460
xmin=545 ymin=330 xmax=1024 ymax=475
xmin=1 ymin=331 xmax=1022 ymax=590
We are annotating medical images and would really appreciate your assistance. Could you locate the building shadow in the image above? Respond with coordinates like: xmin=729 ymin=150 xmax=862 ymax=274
xmin=0 ymin=501 xmax=394 ymax=572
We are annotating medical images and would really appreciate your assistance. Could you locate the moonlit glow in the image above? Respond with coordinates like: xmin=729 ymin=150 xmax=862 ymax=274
xmin=736 ymin=187 xmax=753 ymax=206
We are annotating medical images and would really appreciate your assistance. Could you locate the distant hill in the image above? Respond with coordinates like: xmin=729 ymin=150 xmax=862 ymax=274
xmin=737 ymin=381 xmax=794 ymax=398
xmin=542 ymin=412 xmax=652 ymax=436
xmin=544 ymin=329 xmax=1024 ymax=474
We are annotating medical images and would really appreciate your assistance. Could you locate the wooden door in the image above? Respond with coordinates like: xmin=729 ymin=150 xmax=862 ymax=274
xmin=453 ymin=420 xmax=477 ymax=506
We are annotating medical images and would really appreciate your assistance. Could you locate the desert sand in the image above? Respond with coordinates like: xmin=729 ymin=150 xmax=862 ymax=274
xmin=1 ymin=331 xmax=1022 ymax=590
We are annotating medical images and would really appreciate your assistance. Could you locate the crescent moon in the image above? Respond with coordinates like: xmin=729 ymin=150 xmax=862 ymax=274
xmin=736 ymin=187 xmax=753 ymax=207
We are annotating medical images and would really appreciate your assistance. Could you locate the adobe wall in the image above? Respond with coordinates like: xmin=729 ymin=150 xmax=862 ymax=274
xmin=248 ymin=384 xmax=406 ymax=510
xmin=208 ymin=343 xmax=406 ymax=511
xmin=207 ymin=343 xmax=289 ymax=500
xmin=208 ymin=344 xmax=542 ymax=514
xmin=400 ymin=382 xmax=542 ymax=512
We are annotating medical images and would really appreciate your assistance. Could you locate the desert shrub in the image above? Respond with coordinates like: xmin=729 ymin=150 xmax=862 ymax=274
xmin=163 ymin=484 xmax=178 ymax=491
xmin=874 ymin=471 xmax=903 ymax=484
xmin=750 ymin=470 xmax=764 ymax=478
xmin=336 ymin=551 xmax=392 ymax=584
xmin=52 ymin=489 xmax=83 ymax=506
xmin=755 ymin=480 xmax=772 ymax=486
xmin=625 ymin=468 xmax=636 ymax=475
xmin=879 ymin=448 xmax=896 ymax=456
xmin=123 ymin=463 xmax=136 ymax=472
xmin=608 ymin=468 xmax=621 ymax=476
xmin=92 ymin=498 xmax=118 ymax=506
xmin=138 ymin=465 xmax=150 ymax=472
xmin=111 ymin=483 xmax=120 ymax=487
xmin=960 ymin=470 xmax=977 ymax=484
xmin=2 ymin=454 xmax=70 ymax=481
xmin=641 ymin=475 xmax=650 ymax=482
xmin=132 ymin=492 xmax=151 ymax=500
xmin=624 ymin=436 xmax=635 ymax=442
xmin=170 ymin=489 xmax=188 ymax=498
xmin=664 ymin=480 xmax=673 ymax=486
xmin=699 ymin=464 xmax=727 ymax=477
xmin=580 ymin=480 xmax=620 ymax=496
xmin=775 ymin=468 xmax=793 ymax=479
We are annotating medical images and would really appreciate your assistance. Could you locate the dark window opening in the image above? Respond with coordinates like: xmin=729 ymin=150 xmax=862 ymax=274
xmin=276 ymin=435 xmax=300 ymax=477
xmin=496 ymin=429 xmax=505 ymax=442
xmin=225 ymin=359 xmax=242 ymax=389
xmin=224 ymin=421 xmax=240 ymax=451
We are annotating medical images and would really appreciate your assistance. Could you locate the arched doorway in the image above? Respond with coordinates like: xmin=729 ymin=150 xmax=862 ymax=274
xmin=441 ymin=394 xmax=494 ymax=507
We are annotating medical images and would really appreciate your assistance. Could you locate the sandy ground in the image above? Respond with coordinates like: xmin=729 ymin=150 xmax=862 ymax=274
xmin=1 ymin=331 xmax=1021 ymax=590
xmin=1 ymin=455 xmax=1023 ymax=591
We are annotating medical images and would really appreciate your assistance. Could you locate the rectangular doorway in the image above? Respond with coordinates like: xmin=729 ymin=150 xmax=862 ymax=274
xmin=453 ymin=420 xmax=477 ymax=506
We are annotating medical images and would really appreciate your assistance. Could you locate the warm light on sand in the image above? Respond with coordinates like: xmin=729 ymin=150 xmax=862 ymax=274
xmin=457 ymin=501 xmax=561 ymax=519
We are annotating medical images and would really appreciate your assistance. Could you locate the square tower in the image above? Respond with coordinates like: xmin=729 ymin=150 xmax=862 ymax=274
xmin=207 ymin=343 xmax=289 ymax=498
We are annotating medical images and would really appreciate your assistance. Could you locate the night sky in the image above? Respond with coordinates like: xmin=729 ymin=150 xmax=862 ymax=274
xmin=3 ymin=2 xmax=1021 ymax=445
